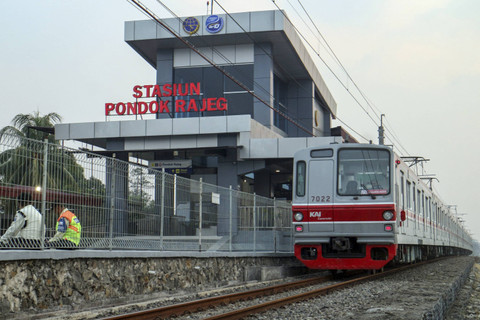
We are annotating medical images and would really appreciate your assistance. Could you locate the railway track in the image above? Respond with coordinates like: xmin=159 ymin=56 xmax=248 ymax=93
xmin=103 ymin=274 xmax=335 ymax=320
xmin=104 ymin=260 xmax=434 ymax=320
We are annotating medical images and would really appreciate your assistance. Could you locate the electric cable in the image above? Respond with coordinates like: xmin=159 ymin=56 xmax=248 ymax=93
xmin=128 ymin=0 xmax=315 ymax=136
xmin=213 ymin=0 xmax=328 ymax=129
xmin=157 ymin=0 xmax=329 ymax=138
xmin=295 ymin=0 xmax=411 ymax=155
xmin=271 ymin=0 xmax=380 ymax=141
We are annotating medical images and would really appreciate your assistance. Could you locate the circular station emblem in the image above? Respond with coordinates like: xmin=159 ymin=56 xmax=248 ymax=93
xmin=205 ymin=15 xmax=224 ymax=33
xmin=183 ymin=17 xmax=200 ymax=35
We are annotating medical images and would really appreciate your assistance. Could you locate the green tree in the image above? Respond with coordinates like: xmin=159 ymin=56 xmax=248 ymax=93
xmin=0 ymin=111 xmax=62 ymax=143
xmin=128 ymin=167 xmax=154 ymax=212
xmin=0 ymin=111 xmax=105 ymax=194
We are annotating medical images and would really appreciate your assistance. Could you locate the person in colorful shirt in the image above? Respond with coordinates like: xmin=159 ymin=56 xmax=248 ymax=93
xmin=47 ymin=202 xmax=81 ymax=248
xmin=0 ymin=192 xmax=45 ymax=248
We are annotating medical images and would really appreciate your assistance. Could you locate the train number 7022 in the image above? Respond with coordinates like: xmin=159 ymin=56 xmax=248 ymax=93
xmin=311 ymin=195 xmax=331 ymax=202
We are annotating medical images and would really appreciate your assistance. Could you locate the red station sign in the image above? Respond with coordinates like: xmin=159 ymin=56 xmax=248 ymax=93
xmin=105 ymin=82 xmax=228 ymax=116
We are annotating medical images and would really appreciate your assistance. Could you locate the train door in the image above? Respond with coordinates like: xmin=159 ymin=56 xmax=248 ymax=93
xmin=307 ymin=159 xmax=334 ymax=232
xmin=399 ymin=171 xmax=407 ymax=235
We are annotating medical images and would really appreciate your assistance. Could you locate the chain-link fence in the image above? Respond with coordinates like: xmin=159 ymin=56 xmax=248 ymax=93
xmin=0 ymin=133 xmax=293 ymax=252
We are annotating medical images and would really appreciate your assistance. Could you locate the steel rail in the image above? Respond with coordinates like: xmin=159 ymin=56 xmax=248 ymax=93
xmin=203 ymin=260 xmax=434 ymax=320
xmin=103 ymin=274 xmax=332 ymax=320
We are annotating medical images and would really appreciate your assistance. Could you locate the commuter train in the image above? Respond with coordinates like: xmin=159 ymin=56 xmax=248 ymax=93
xmin=292 ymin=143 xmax=472 ymax=270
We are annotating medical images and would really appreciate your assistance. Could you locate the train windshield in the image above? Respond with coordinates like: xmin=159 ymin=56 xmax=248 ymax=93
xmin=337 ymin=148 xmax=390 ymax=196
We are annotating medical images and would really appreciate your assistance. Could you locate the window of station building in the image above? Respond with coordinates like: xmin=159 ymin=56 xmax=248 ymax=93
xmin=224 ymin=65 xmax=254 ymax=116
xmin=173 ymin=65 xmax=254 ymax=118
xmin=173 ymin=66 xmax=224 ymax=118
xmin=174 ymin=67 xmax=207 ymax=118
xmin=274 ymin=75 xmax=288 ymax=132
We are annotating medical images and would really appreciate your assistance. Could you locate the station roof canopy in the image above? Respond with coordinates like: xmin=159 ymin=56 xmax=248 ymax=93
xmin=125 ymin=10 xmax=337 ymax=117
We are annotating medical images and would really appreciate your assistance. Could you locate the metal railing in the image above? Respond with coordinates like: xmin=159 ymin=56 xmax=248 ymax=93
xmin=0 ymin=133 xmax=293 ymax=252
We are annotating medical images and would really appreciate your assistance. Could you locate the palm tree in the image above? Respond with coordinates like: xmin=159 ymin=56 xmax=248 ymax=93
xmin=0 ymin=110 xmax=107 ymax=193
xmin=0 ymin=111 xmax=62 ymax=186
xmin=0 ymin=111 xmax=61 ymax=143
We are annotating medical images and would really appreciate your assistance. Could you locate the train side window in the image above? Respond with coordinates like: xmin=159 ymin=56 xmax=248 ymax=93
xmin=310 ymin=149 xmax=333 ymax=158
xmin=406 ymin=181 xmax=412 ymax=210
xmin=417 ymin=190 xmax=423 ymax=216
xmin=412 ymin=182 xmax=416 ymax=213
xmin=400 ymin=171 xmax=405 ymax=209
xmin=296 ymin=161 xmax=306 ymax=197
xmin=428 ymin=197 xmax=432 ymax=221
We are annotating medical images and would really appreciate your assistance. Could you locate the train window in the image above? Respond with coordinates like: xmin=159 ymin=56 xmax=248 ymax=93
xmin=406 ymin=181 xmax=411 ymax=209
xmin=337 ymin=148 xmax=390 ymax=196
xmin=296 ymin=161 xmax=306 ymax=197
xmin=310 ymin=149 xmax=333 ymax=158
xmin=400 ymin=171 xmax=405 ymax=208
xmin=412 ymin=182 xmax=416 ymax=213
xmin=418 ymin=190 xmax=423 ymax=215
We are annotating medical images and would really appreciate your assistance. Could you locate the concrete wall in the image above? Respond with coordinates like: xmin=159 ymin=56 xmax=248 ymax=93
xmin=0 ymin=253 xmax=302 ymax=317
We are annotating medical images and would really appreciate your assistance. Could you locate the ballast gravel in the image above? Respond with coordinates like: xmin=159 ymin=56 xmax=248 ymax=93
xmin=246 ymin=256 xmax=475 ymax=320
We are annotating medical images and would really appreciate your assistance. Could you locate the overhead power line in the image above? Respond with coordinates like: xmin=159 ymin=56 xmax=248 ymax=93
xmin=273 ymin=0 xmax=411 ymax=153
xmin=298 ymin=0 xmax=410 ymax=155
xmin=155 ymin=0 xmax=314 ymax=136
xmin=270 ymin=1 xmax=377 ymax=136
xmin=212 ymin=0 xmax=324 ymax=130
xmin=128 ymin=0 xmax=315 ymax=136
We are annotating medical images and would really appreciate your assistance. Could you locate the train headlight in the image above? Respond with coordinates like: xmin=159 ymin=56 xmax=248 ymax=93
xmin=294 ymin=212 xmax=304 ymax=221
xmin=383 ymin=211 xmax=394 ymax=221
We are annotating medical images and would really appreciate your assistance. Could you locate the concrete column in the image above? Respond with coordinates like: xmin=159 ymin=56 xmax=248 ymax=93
xmin=217 ymin=152 xmax=240 ymax=236
xmin=253 ymin=43 xmax=273 ymax=127
xmin=156 ymin=49 xmax=174 ymax=119
xmin=105 ymin=152 xmax=129 ymax=236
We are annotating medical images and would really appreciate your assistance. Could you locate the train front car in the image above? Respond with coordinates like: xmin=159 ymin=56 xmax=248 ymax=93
xmin=292 ymin=144 xmax=397 ymax=270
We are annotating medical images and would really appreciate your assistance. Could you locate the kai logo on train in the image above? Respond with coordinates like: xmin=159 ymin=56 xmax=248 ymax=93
xmin=310 ymin=211 xmax=322 ymax=218
xmin=105 ymin=82 xmax=228 ymax=116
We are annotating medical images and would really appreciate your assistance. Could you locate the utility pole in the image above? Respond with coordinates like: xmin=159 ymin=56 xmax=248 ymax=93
xmin=378 ymin=114 xmax=385 ymax=145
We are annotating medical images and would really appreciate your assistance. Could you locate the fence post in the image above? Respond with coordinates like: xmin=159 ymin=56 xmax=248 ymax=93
xmin=253 ymin=192 xmax=256 ymax=253
xmin=273 ymin=197 xmax=276 ymax=253
xmin=40 ymin=139 xmax=48 ymax=250
xmin=109 ymin=153 xmax=116 ymax=251
xmin=160 ymin=168 xmax=165 ymax=249
xmin=229 ymin=185 xmax=232 ymax=252
xmin=199 ymin=178 xmax=203 ymax=252
xmin=173 ymin=174 xmax=177 ymax=217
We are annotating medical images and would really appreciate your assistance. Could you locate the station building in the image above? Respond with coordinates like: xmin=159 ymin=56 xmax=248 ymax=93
xmin=55 ymin=10 xmax=345 ymax=200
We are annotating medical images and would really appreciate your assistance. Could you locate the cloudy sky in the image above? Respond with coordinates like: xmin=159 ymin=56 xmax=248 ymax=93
xmin=1 ymin=1 xmax=479 ymax=240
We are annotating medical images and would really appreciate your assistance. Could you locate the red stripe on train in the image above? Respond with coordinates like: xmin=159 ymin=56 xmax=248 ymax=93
xmin=292 ymin=204 xmax=395 ymax=222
